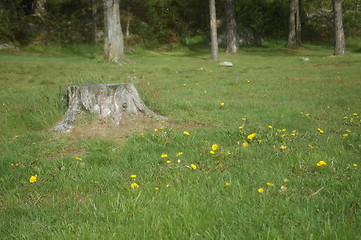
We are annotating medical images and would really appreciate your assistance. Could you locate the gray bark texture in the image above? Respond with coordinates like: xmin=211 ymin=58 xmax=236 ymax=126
xmin=54 ymin=83 xmax=166 ymax=133
xmin=33 ymin=0 xmax=46 ymax=17
xmin=225 ymin=0 xmax=238 ymax=53
xmin=104 ymin=0 xmax=125 ymax=62
xmin=286 ymin=0 xmax=301 ymax=47
xmin=333 ymin=0 xmax=346 ymax=56
xmin=209 ymin=0 xmax=219 ymax=61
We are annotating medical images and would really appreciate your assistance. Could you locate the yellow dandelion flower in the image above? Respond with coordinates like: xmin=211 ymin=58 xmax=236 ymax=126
xmin=239 ymin=126 xmax=244 ymax=130
xmin=29 ymin=175 xmax=37 ymax=183
xmin=183 ymin=131 xmax=190 ymax=135
xmin=130 ymin=174 xmax=137 ymax=178
xmin=154 ymin=128 xmax=159 ymax=132
xmin=266 ymin=182 xmax=274 ymax=187
xmin=305 ymin=113 xmax=310 ymax=117
xmin=307 ymin=144 xmax=314 ymax=149
xmin=258 ymin=188 xmax=264 ymax=193
xmin=155 ymin=187 xmax=160 ymax=191
xmin=317 ymin=128 xmax=324 ymax=134
xmin=242 ymin=141 xmax=249 ymax=147
xmin=280 ymin=186 xmax=287 ymax=191
xmin=191 ymin=164 xmax=197 ymax=170
xmin=166 ymin=184 xmax=171 ymax=188
xmin=14 ymin=163 xmax=20 ymax=167
xmin=343 ymin=116 xmax=348 ymax=119
xmin=316 ymin=161 xmax=327 ymax=167
xmin=291 ymin=130 xmax=296 ymax=133
xmin=212 ymin=144 xmax=219 ymax=151
xmin=353 ymin=164 xmax=358 ymax=167
xmin=247 ymin=133 xmax=257 ymax=140
xmin=346 ymin=129 xmax=351 ymax=133
xmin=268 ymin=125 xmax=273 ymax=129
xmin=161 ymin=154 xmax=168 ymax=158
xmin=279 ymin=145 xmax=288 ymax=150
xmin=353 ymin=113 xmax=358 ymax=116
xmin=258 ymin=139 xmax=263 ymax=144
xmin=166 ymin=160 xmax=171 ymax=164
xmin=75 ymin=157 xmax=83 ymax=161
xmin=241 ymin=117 xmax=247 ymax=121
xmin=220 ymin=102 xmax=225 ymax=106
xmin=131 ymin=183 xmax=139 ymax=189
xmin=209 ymin=150 xmax=215 ymax=155
xmin=224 ymin=182 xmax=232 ymax=187
xmin=282 ymin=129 xmax=287 ymax=132
xmin=290 ymin=133 xmax=296 ymax=136
xmin=283 ymin=178 xmax=289 ymax=183
xmin=176 ymin=152 xmax=183 ymax=156
xmin=342 ymin=134 xmax=348 ymax=138
xmin=280 ymin=134 xmax=286 ymax=138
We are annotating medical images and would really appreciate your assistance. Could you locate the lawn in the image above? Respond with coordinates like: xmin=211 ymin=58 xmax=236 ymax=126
xmin=0 ymin=40 xmax=361 ymax=239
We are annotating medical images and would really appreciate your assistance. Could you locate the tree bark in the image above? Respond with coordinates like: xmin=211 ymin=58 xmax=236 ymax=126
xmin=92 ymin=0 xmax=98 ymax=44
xmin=54 ymin=83 xmax=166 ymax=133
xmin=209 ymin=0 xmax=219 ymax=61
xmin=104 ymin=0 xmax=125 ymax=63
xmin=33 ymin=0 xmax=46 ymax=17
xmin=286 ymin=0 xmax=301 ymax=47
xmin=225 ymin=0 xmax=238 ymax=53
xmin=126 ymin=7 xmax=131 ymax=37
xmin=333 ymin=0 xmax=346 ymax=56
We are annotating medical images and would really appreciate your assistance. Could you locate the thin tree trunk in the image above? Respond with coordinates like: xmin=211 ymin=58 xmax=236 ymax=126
xmin=286 ymin=0 xmax=301 ymax=47
xmin=126 ymin=7 xmax=130 ymax=37
xmin=225 ymin=0 xmax=238 ymax=53
xmin=33 ymin=0 xmax=46 ymax=17
xmin=333 ymin=0 xmax=346 ymax=56
xmin=92 ymin=0 xmax=97 ymax=44
xmin=104 ymin=0 xmax=125 ymax=63
xmin=209 ymin=0 xmax=219 ymax=61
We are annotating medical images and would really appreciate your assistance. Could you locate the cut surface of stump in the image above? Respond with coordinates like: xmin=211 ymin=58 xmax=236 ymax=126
xmin=54 ymin=83 xmax=166 ymax=133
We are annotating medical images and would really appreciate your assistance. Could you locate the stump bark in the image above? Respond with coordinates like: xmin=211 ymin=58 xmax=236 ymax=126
xmin=54 ymin=83 xmax=166 ymax=133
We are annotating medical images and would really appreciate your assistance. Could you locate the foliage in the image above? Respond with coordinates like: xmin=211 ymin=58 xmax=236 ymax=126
xmin=0 ymin=0 xmax=360 ymax=45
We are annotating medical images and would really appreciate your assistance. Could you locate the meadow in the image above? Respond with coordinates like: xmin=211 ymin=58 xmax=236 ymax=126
xmin=0 ymin=40 xmax=361 ymax=239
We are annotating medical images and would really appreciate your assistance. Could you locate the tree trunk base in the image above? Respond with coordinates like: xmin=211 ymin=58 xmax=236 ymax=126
xmin=54 ymin=83 xmax=166 ymax=133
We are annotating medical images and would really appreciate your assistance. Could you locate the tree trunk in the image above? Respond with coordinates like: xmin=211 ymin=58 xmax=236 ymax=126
xmin=286 ymin=0 xmax=301 ymax=47
xmin=225 ymin=0 xmax=238 ymax=53
xmin=126 ymin=7 xmax=130 ymax=37
xmin=92 ymin=0 xmax=98 ymax=44
xmin=333 ymin=0 xmax=346 ymax=56
xmin=54 ymin=83 xmax=166 ymax=133
xmin=33 ymin=0 xmax=46 ymax=17
xmin=209 ymin=0 xmax=219 ymax=61
xmin=104 ymin=0 xmax=125 ymax=63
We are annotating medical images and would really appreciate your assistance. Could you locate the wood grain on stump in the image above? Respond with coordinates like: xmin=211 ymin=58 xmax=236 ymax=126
xmin=54 ymin=83 xmax=166 ymax=133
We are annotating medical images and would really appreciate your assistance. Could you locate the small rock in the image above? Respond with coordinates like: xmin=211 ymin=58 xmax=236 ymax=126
xmin=218 ymin=61 xmax=233 ymax=67
xmin=0 ymin=44 xmax=20 ymax=51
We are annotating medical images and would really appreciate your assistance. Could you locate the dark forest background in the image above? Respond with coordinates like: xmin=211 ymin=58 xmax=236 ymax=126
xmin=1 ymin=0 xmax=360 ymax=46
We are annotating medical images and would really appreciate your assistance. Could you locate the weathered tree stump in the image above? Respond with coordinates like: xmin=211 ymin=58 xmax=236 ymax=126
xmin=54 ymin=83 xmax=166 ymax=133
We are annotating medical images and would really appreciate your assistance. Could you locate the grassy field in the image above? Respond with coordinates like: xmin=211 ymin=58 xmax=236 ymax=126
xmin=1 ymin=40 xmax=361 ymax=239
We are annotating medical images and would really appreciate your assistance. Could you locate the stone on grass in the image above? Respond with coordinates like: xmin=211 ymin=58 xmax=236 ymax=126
xmin=218 ymin=61 xmax=233 ymax=67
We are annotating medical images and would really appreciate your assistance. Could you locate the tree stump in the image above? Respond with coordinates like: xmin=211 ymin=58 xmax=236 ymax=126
xmin=53 ymin=83 xmax=166 ymax=133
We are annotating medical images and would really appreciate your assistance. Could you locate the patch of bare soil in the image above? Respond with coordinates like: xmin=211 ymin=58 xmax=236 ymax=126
xmin=65 ymin=115 xmax=168 ymax=143
xmin=53 ymin=115 xmax=217 ymax=142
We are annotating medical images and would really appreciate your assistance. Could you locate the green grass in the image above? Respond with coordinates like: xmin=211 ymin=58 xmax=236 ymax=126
xmin=0 ymin=40 xmax=361 ymax=239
